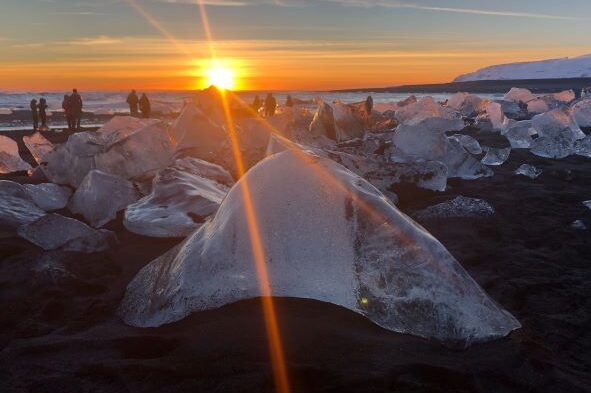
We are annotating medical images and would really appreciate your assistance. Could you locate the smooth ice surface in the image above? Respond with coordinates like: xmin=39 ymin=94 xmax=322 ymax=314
xmin=450 ymin=134 xmax=482 ymax=155
xmin=97 ymin=116 xmax=159 ymax=139
xmin=309 ymin=101 xmax=338 ymax=141
xmin=69 ymin=170 xmax=140 ymax=228
xmin=332 ymin=101 xmax=365 ymax=140
xmin=395 ymin=96 xmax=461 ymax=127
xmin=503 ymin=88 xmax=536 ymax=104
xmin=530 ymin=135 xmax=574 ymax=159
xmin=0 ymin=181 xmax=46 ymax=236
xmin=23 ymin=132 xmax=54 ymax=165
xmin=571 ymin=99 xmax=591 ymax=128
xmin=515 ymin=164 xmax=542 ymax=179
xmin=22 ymin=183 xmax=72 ymax=211
xmin=503 ymin=121 xmax=535 ymax=148
xmin=0 ymin=135 xmax=32 ymax=174
xmin=446 ymin=93 xmax=484 ymax=117
xmin=43 ymin=121 xmax=173 ymax=187
xmin=120 ymin=150 xmax=520 ymax=344
xmin=414 ymin=196 xmax=495 ymax=220
xmin=531 ymin=108 xmax=585 ymax=141
xmin=393 ymin=123 xmax=492 ymax=179
xmin=481 ymin=147 xmax=511 ymax=166
xmin=124 ymin=157 xmax=232 ymax=238
xmin=482 ymin=101 xmax=506 ymax=130
xmin=526 ymin=98 xmax=550 ymax=115
xmin=17 ymin=213 xmax=117 ymax=253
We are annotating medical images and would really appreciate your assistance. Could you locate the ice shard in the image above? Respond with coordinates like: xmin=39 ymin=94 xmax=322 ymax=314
xmin=0 ymin=135 xmax=32 ymax=174
xmin=515 ymin=164 xmax=542 ymax=179
xmin=414 ymin=196 xmax=495 ymax=220
xmin=22 ymin=132 xmax=54 ymax=165
xmin=449 ymin=134 xmax=482 ymax=155
xmin=571 ymin=99 xmax=591 ymax=128
xmin=530 ymin=135 xmax=575 ymax=159
xmin=120 ymin=150 xmax=520 ymax=344
xmin=481 ymin=147 xmax=511 ymax=166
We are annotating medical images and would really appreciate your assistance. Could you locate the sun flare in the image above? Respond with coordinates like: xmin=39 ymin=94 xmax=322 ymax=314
xmin=205 ymin=64 xmax=236 ymax=90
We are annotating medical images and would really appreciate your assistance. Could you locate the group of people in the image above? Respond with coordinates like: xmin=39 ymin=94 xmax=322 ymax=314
xmin=126 ymin=90 xmax=152 ymax=118
xmin=251 ymin=93 xmax=279 ymax=117
xmin=30 ymin=89 xmax=83 ymax=131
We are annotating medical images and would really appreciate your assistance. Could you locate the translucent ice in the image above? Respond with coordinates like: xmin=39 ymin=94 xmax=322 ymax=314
xmin=395 ymin=96 xmax=461 ymax=126
xmin=530 ymin=135 xmax=574 ymax=159
xmin=414 ymin=196 xmax=495 ymax=220
xmin=515 ymin=164 xmax=542 ymax=179
xmin=571 ymin=99 xmax=591 ymax=128
xmin=531 ymin=108 xmax=585 ymax=141
xmin=583 ymin=200 xmax=591 ymax=210
xmin=504 ymin=88 xmax=536 ymax=104
xmin=119 ymin=150 xmax=520 ymax=344
xmin=22 ymin=132 xmax=54 ymax=165
xmin=69 ymin=170 xmax=140 ymax=228
xmin=332 ymin=100 xmax=365 ymax=140
xmin=574 ymin=135 xmax=591 ymax=158
xmin=503 ymin=121 xmax=535 ymax=148
xmin=124 ymin=157 xmax=232 ymax=238
xmin=309 ymin=100 xmax=338 ymax=141
xmin=449 ymin=134 xmax=482 ymax=155
xmin=17 ymin=213 xmax=117 ymax=253
xmin=481 ymin=147 xmax=511 ymax=166
xmin=446 ymin=92 xmax=484 ymax=117
xmin=0 ymin=135 xmax=32 ymax=174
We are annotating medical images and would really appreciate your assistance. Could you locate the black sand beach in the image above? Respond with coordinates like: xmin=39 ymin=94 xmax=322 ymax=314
xmin=0 ymin=126 xmax=590 ymax=393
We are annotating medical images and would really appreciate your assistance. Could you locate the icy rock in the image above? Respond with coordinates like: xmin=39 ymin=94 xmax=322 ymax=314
xmin=309 ymin=101 xmax=338 ymax=141
xmin=17 ymin=213 xmax=117 ymax=253
xmin=396 ymin=96 xmax=461 ymax=126
xmin=526 ymin=98 xmax=550 ymax=115
xmin=414 ymin=196 xmax=495 ymax=220
xmin=69 ymin=170 xmax=140 ymax=228
xmin=446 ymin=93 xmax=485 ymax=117
xmin=124 ymin=157 xmax=232 ymax=238
xmin=504 ymin=88 xmax=536 ymax=104
xmin=531 ymin=108 xmax=585 ymax=141
xmin=97 ymin=116 xmax=159 ymax=139
xmin=574 ymin=135 xmax=591 ymax=157
xmin=481 ymin=147 xmax=511 ymax=166
xmin=393 ymin=124 xmax=492 ymax=179
xmin=0 ymin=181 xmax=46 ymax=236
xmin=119 ymin=149 xmax=520 ymax=343
xmin=22 ymin=183 xmax=72 ymax=211
xmin=515 ymin=164 xmax=542 ymax=179
xmin=570 ymin=220 xmax=587 ymax=230
xmin=503 ymin=121 xmax=535 ymax=148
xmin=530 ymin=135 xmax=575 ymax=159
xmin=571 ymin=99 xmax=591 ymax=128
xmin=332 ymin=100 xmax=365 ymax=140
xmin=483 ymin=101 xmax=506 ymax=130
xmin=0 ymin=135 xmax=32 ymax=174
xmin=552 ymin=90 xmax=576 ymax=103
xmin=449 ymin=134 xmax=482 ymax=155
xmin=23 ymin=132 xmax=54 ymax=165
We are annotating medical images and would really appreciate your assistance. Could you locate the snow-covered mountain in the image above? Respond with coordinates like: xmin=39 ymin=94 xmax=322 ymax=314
xmin=454 ymin=54 xmax=591 ymax=82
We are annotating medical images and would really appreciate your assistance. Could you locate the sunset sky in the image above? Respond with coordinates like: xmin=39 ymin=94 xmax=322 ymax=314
xmin=0 ymin=0 xmax=590 ymax=91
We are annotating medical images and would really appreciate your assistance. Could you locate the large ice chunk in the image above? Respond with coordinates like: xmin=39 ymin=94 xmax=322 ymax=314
xmin=530 ymin=135 xmax=575 ymax=159
xmin=414 ymin=196 xmax=495 ymax=220
xmin=332 ymin=100 xmax=365 ymax=140
xmin=574 ymin=135 xmax=591 ymax=158
xmin=515 ymin=164 xmax=542 ymax=179
xmin=0 ymin=135 xmax=32 ymax=174
xmin=17 ymin=213 xmax=117 ymax=253
xmin=120 ymin=150 xmax=520 ymax=344
xmin=449 ymin=134 xmax=482 ymax=154
xmin=22 ymin=183 xmax=72 ymax=211
xmin=97 ymin=116 xmax=159 ymax=139
xmin=124 ymin=157 xmax=232 ymax=238
xmin=571 ymin=99 xmax=591 ymax=128
xmin=503 ymin=121 xmax=535 ymax=148
xmin=69 ymin=170 xmax=140 ymax=227
xmin=481 ymin=147 xmax=511 ymax=166
xmin=309 ymin=101 xmax=338 ymax=141
xmin=396 ymin=96 xmax=461 ymax=126
xmin=446 ymin=93 xmax=485 ymax=117
xmin=0 ymin=181 xmax=46 ymax=236
xmin=23 ymin=132 xmax=54 ymax=165
xmin=531 ymin=108 xmax=585 ymax=141
xmin=504 ymin=88 xmax=536 ymax=104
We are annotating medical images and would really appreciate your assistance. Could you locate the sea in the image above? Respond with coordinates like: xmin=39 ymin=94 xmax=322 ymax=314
xmin=0 ymin=90 xmax=503 ymax=131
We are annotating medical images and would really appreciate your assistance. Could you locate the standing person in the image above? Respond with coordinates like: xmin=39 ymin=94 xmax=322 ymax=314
xmin=139 ymin=93 xmax=151 ymax=118
xmin=62 ymin=95 xmax=72 ymax=130
xmin=252 ymin=95 xmax=262 ymax=114
xmin=30 ymin=99 xmax=39 ymax=131
xmin=285 ymin=95 xmax=294 ymax=107
xmin=365 ymin=95 xmax=374 ymax=115
xmin=264 ymin=93 xmax=277 ymax=117
xmin=38 ymin=98 xmax=48 ymax=130
xmin=127 ymin=90 xmax=139 ymax=115
xmin=70 ymin=88 xmax=83 ymax=130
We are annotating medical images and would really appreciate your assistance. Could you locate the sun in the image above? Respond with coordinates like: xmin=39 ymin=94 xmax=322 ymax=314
xmin=205 ymin=65 xmax=236 ymax=90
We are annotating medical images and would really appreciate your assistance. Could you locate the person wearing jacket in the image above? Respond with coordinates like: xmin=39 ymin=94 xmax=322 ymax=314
xmin=139 ymin=93 xmax=151 ymax=118
xmin=30 ymin=99 xmax=39 ymax=131
xmin=127 ymin=90 xmax=139 ymax=115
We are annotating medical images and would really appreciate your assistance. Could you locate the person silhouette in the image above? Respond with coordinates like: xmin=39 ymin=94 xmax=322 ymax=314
xmin=286 ymin=95 xmax=294 ymax=107
xmin=264 ymin=93 xmax=277 ymax=117
xmin=30 ymin=99 xmax=39 ymax=131
xmin=365 ymin=95 xmax=374 ymax=115
xmin=62 ymin=95 xmax=72 ymax=131
xmin=127 ymin=90 xmax=139 ymax=115
xmin=38 ymin=98 xmax=48 ymax=130
xmin=70 ymin=88 xmax=83 ymax=130
xmin=139 ymin=93 xmax=151 ymax=118
xmin=252 ymin=95 xmax=262 ymax=113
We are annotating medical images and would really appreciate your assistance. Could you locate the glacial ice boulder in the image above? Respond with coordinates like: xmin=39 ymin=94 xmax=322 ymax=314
xmin=526 ymin=98 xmax=550 ymax=115
xmin=309 ymin=101 xmax=338 ymax=141
xmin=414 ymin=196 xmax=495 ymax=220
xmin=0 ymin=181 xmax=46 ymax=236
xmin=530 ymin=135 xmax=575 ymax=159
xmin=552 ymin=90 xmax=575 ymax=103
xmin=0 ymin=135 xmax=32 ymax=174
xmin=446 ymin=93 xmax=484 ymax=117
xmin=395 ymin=96 xmax=461 ymax=126
xmin=571 ymin=99 xmax=591 ymax=128
xmin=504 ymin=88 xmax=536 ymax=104
xmin=574 ymin=135 xmax=591 ymax=158
xmin=23 ymin=132 xmax=54 ymax=165
xmin=119 ymin=149 xmax=520 ymax=343
xmin=124 ymin=157 xmax=232 ymax=238
xmin=393 ymin=123 xmax=492 ymax=179
xmin=43 ymin=121 xmax=173 ymax=187
xmin=515 ymin=164 xmax=542 ymax=179
xmin=22 ymin=183 xmax=72 ymax=211
xmin=69 ymin=170 xmax=140 ymax=228
xmin=531 ymin=108 xmax=585 ymax=141
xmin=17 ymin=213 xmax=117 ymax=253
xmin=449 ymin=134 xmax=482 ymax=155
xmin=481 ymin=147 xmax=511 ymax=166
xmin=97 ymin=116 xmax=159 ymax=139
xmin=332 ymin=100 xmax=366 ymax=140
xmin=503 ymin=120 xmax=535 ymax=148
xmin=479 ymin=101 xmax=506 ymax=131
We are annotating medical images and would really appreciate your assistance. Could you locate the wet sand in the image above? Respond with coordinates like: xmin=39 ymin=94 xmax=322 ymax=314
xmin=1 ymin=128 xmax=590 ymax=392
